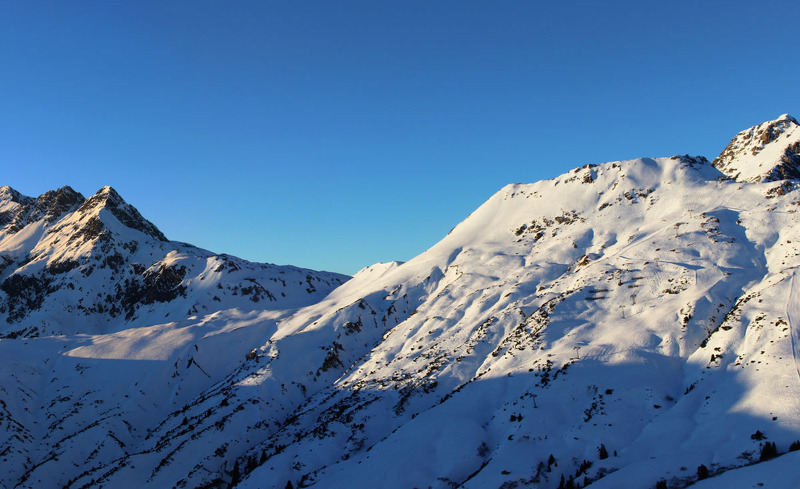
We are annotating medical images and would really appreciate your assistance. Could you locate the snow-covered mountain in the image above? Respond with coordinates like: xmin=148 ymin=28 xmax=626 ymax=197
xmin=0 ymin=185 xmax=348 ymax=338
xmin=4 ymin=115 xmax=800 ymax=489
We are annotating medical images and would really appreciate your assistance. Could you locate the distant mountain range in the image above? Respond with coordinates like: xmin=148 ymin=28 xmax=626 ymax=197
xmin=2 ymin=114 xmax=800 ymax=489
xmin=0 ymin=184 xmax=347 ymax=338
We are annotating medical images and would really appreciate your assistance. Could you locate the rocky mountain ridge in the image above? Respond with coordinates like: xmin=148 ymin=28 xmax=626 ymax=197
xmin=0 ymin=185 xmax=348 ymax=337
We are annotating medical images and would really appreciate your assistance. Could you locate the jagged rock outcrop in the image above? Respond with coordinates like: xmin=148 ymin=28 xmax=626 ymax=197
xmin=0 ymin=185 xmax=84 ymax=233
xmin=713 ymin=114 xmax=800 ymax=182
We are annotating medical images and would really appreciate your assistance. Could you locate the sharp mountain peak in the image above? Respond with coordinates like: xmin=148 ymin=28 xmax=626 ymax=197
xmin=0 ymin=185 xmax=30 ymax=204
xmin=712 ymin=113 xmax=800 ymax=183
xmin=0 ymin=185 xmax=168 ymax=243
xmin=76 ymin=185 xmax=168 ymax=242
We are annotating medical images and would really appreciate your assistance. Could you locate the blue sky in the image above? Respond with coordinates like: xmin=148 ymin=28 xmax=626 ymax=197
xmin=1 ymin=1 xmax=797 ymax=275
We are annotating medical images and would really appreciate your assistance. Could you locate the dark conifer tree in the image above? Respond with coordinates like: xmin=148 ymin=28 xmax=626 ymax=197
xmin=598 ymin=444 xmax=609 ymax=460
xmin=230 ymin=460 xmax=241 ymax=486
xmin=243 ymin=455 xmax=253 ymax=472
xmin=697 ymin=464 xmax=709 ymax=480
xmin=760 ymin=441 xmax=778 ymax=461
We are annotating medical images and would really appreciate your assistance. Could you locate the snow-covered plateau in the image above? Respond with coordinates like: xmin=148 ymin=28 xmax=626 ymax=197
xmin=3 ymin=115 xmax=800 ymax=489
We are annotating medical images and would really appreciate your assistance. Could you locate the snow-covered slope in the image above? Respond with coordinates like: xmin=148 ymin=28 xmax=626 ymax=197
xmin=0 ymin=186 xmax=349 ymax=488
xmin=4 ymin=115 xmax=800 ymax=489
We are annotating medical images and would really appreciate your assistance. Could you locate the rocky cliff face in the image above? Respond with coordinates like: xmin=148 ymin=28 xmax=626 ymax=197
xmin=712 ymin=114 xmax=800 ymax=182
xmin=0 ymin=185 xmax=84 ymax=232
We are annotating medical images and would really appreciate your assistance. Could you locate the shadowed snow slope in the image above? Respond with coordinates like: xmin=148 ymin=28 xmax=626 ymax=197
xmin=3 ymin=116 xmax=800 ymax=489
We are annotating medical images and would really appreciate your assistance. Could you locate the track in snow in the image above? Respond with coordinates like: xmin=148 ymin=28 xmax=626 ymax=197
xmin=785 ymin=272 xmax=800 ymax=381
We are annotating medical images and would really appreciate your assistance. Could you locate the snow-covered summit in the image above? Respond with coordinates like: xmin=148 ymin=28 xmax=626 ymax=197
xmin=0 ymin=185 xmax=84 ymax=234
xmin=0 ymin=185 xmax=32 ymax=206
xmin=713 ymin=113 xmax=800 ymax=182
xmin=75 ymin=185 xmax=168 ymax=241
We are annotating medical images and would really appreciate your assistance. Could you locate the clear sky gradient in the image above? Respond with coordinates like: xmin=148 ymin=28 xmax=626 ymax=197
xmin=1 ymin=1 xmax=797 ymax=275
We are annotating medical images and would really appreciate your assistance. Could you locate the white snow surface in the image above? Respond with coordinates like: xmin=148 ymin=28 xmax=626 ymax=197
xmin=3 ymin=116 xmax=800 ymax=489
xmin=689 ymin=451 xmax=800 ymax=488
